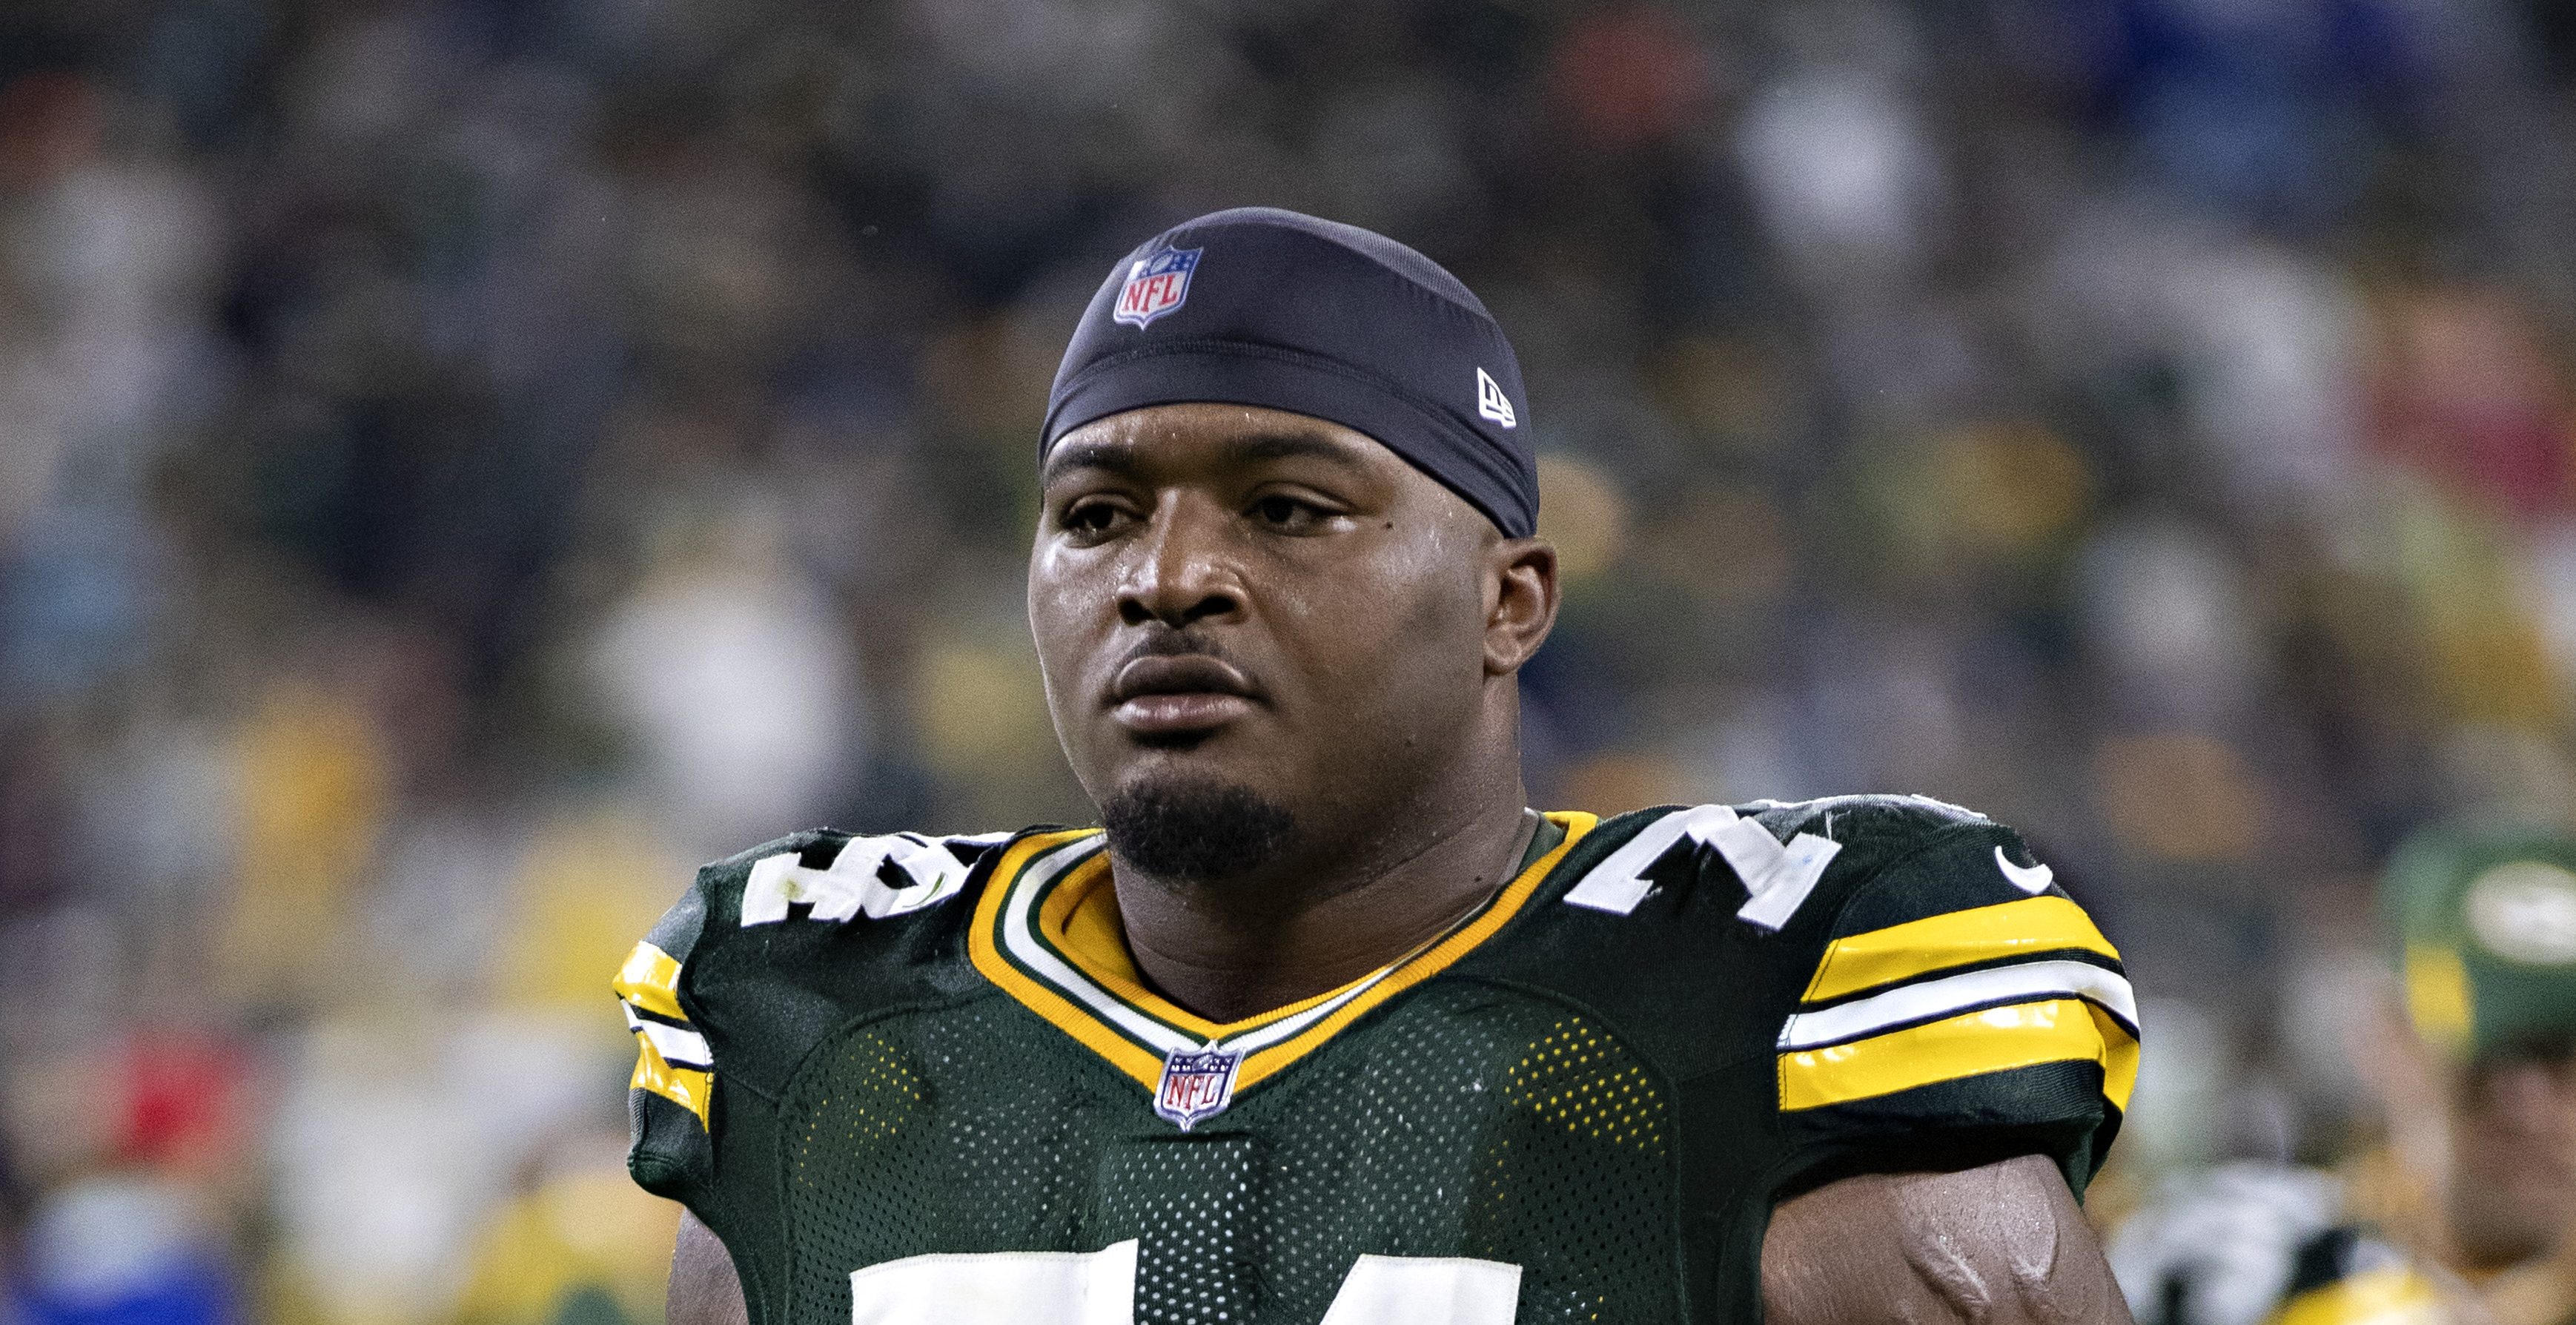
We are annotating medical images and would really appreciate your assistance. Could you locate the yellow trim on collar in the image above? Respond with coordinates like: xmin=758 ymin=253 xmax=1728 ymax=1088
xmin=1034 ymin=853 xmax=1408 ymax=1044
xmin=1238 ymin=811 xmax=1595 ymax=1091
xmin=970 ymin=813 xmax=1598 ymax=1097
xmin=968 ymin=830 xmax=1165 ymax=1086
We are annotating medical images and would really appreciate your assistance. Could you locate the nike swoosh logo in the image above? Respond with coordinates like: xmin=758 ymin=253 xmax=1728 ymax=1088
xmin=1994 ymin=845 xmax=2054 ymax=894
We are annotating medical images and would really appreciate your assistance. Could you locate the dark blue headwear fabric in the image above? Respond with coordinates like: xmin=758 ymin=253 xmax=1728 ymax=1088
xmin=1042 ymin=208 xmax=1539 ymax=538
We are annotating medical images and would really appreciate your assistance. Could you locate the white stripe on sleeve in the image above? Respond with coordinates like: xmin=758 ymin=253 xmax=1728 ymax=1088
xmin=1777 ymin=959 xmax=2137 ymax=1051
xmin=624 ymin=1004 xmax=715 ymax=1068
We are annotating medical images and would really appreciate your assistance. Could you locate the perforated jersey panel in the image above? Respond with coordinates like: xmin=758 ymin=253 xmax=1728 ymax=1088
xmin=779 ymin=1002 xmax=1104 ymax=1320
xmin=1099 ymin=1137 xmax=1264 ymax=1324
xmin=772 ymin=982 xmax=1678 ymax=1325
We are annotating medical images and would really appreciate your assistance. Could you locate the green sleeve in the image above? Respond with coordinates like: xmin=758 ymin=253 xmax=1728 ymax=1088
xmin=1764 ymin=819 xmax=2135 ymax=1197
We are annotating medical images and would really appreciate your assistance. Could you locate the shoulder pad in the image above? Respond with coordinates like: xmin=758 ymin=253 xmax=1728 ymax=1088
xmin=1543 ymin=798 xmax=2133 ymax=1206
xmin=732 ymin=828 xmax=1019 ymax=926
xmin=1741 ymin=793 xmax=1990 ymax=844
xmin=689 ymin=827 xmax=1022 ymax=932
xmin=617 ymin=823 xmax=1031 ymax=1185
xmin=1560 ymin=795 xmax=2008 ymax=933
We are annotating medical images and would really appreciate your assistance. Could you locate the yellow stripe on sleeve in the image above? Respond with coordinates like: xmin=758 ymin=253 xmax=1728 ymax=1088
xmin=613 ymin=941 xmax=708 ymax=1125
xmin=1778 ymin=997 xmax=2139 ymax=1112
xmin=613 ymin=941 xmax=687 ymax=1022
xmin=1803 ymin=896 xmax=2119 ymax=1003
xmin=629 ymin=1034 xmax=712 ymax=1126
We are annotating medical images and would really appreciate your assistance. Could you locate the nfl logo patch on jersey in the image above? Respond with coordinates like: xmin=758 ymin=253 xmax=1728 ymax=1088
xmin=1153 ymin=1045 xmax=1242 ymax=1130
xmin=1113 ymin=246 xmax=1201 ymax=328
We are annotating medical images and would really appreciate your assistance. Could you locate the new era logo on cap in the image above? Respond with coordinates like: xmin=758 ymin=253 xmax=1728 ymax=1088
xmin=1114 ymin=246 xmax=1202 ymax=328
xmin=1476 ymin=367 xmax=1516 ymax=429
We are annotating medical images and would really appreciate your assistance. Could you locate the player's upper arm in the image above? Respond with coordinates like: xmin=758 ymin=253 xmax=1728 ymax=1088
xmin=1762 ymin=1153 xmax=2136 ymax=1325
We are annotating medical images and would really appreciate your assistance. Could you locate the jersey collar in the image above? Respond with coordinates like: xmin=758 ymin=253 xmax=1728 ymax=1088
xmin=968 ymin=812 xmax=1597 ymax=1103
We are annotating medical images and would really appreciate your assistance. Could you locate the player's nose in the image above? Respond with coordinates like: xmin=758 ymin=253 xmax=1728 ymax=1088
xmin=1116 ymin=496 xmax=1243 ymax=629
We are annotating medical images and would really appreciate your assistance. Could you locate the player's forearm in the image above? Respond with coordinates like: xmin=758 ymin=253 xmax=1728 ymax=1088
xmin=1761 ymin=1154 xmax=2137 ymax=1325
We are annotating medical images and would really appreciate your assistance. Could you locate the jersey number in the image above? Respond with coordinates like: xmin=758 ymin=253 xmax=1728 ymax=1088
xmin=847 ymin=1240 xmax=1521 ymax=1324
xmin=741 ymin=834 xmax=973 ymax=926
xmin=1560 ymin=802 xmax=1841 ymax=928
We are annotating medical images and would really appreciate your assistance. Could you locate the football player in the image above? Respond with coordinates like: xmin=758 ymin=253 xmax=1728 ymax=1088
xmin=616 ymin=208 xmax=2140 ymax=1325
xmin=2109 ymin=826 xmax=2576 ymax=1325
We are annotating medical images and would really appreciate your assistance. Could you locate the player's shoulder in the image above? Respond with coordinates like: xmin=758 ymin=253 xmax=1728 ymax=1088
xmin=1544 ymin=793 xmax=2123 ymax=1057
xmin=1561 ymin=792 xmax=2067 ymax=939
xmin=1756 ymin=791 xmax=2068 ymax=932
xmin=615 ymin=824 xmax=1050 ymax=1197
xmin=692 ymin=824 xmax=1031 ymax=928
xmin=1517 ymin=796 xmax=2133 ymax=1170
xmin=616 ymin=824 xmax=1063 ymax=1108
xmin=626 ymin=823 xmax=1060 ymax=994
xmin=1740 ymin=790 xmax=1998 ymax=852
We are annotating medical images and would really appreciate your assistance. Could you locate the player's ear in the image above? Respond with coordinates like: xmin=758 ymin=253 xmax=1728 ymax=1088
xmin=1483 ymin=535 xmax=1558 ymax=676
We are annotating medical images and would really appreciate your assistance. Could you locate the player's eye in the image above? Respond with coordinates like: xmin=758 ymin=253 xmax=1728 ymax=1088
xmin=1249 ymin=495 xmax=1325 ymax=529
xmin=1060 ymin=499 xmax=1133 ymax=539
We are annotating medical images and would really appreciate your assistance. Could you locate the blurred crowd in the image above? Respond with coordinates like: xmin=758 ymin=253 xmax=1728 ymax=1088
xmin=10 ymin=0 xmax=2576 ymax=1321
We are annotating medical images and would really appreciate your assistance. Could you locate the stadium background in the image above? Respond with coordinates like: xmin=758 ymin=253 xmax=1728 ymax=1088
xmin=5 ymin=0 xmax=2575 ymax=1321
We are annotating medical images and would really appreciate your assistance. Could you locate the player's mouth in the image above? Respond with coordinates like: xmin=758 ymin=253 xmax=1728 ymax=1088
xmin=1107 ymin=655 xmax=1261 ymax=737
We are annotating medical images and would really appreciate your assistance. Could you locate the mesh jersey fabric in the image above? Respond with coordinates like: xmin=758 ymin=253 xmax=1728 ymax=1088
xmin=617 ymin=796 xmax=2135 ymax=1325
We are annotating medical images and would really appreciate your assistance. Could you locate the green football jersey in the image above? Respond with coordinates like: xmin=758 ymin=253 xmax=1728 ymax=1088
xmin=616 ymin=797 xmax=2136 ymax=1325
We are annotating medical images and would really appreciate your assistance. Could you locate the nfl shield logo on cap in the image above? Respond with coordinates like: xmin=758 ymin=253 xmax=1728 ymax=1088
xmin=1153 ymin=1045 xmax=1242 ymax=1130
xmin=1113 ymin=246 xmax=1201 ymax=328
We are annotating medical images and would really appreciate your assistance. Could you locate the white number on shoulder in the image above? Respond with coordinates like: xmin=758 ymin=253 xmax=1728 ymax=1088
xmin=741 ymin=833 xmax=979 ymax=926
xmin=1563 ymin=803 xmax=1841 ymax=930
xmin=847 ymin=1243 xmax=1520 ymax=1325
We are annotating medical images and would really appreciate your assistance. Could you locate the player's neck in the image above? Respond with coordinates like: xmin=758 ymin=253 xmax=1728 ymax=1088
xmin=1108 ymin=786 xmax=1538 ymax=1025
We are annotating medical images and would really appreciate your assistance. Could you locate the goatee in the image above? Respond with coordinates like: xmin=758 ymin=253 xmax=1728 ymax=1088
xmin=1099 ymin=774 xmax=1297 ymax=883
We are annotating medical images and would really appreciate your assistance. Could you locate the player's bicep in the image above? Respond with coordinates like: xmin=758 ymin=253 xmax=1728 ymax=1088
xmin=1761 ymin=1154 xmax=2134 ymax=1325
xmin=670 ymin=1209 xmax=749 ymax=1325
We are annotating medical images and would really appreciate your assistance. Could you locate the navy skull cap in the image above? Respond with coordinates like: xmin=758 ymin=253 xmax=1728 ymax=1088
xmin=1042 ymin=207 xmax=1540 ymax=538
